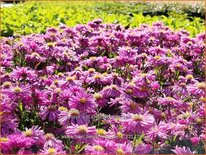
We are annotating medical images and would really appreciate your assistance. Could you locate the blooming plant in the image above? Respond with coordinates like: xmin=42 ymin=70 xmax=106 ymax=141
xmin=0 ymin=19 xmax=205 ymax=154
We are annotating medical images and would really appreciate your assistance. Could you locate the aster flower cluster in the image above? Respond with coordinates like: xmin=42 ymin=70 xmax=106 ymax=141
xmin=0 ymin=19 xmax=205 ymax=154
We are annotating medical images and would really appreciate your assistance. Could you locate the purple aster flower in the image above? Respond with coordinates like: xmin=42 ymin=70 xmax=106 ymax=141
xmin=69 ymin=91 xmax=97 ymax=112
xmin=190 ymin=137 xmax=200 ymax=146
xmin=43 ymin=133 xmax=65 ymax=151
xmin=58 ymin=108 xmax=91 ymax=126
xmin=1 ymin=114 xmax=18 ymax=136
xmin=0 ymin=133 xmax=34 ymax=154
xmin=17 ymin=148 xmax=34 ymax=154
xmin=172 ymin=146 xmax=194 ymax=154
xmin=119 ymin=97 xmax=142 ymax=114
xmin=93 ymin=92 xmax=109 ymax=107
xmin=101 ymin=84 xmax=122 ymax=98
xmin=10 ymin=66 xmax=37 ymax=81
xmin=187 ymin=82 xmax=205 ymax=98
xmin=85 ymin=139 xmax=116 ymax=154
xmin=66 ymin=124 xmax=96 ymax=143
xmin=2 ymin=84 xmax=31 ymax=102
xmin=134 ymin=143 xmax=153 ymax=154
xmin=122 ymin=113 xmax=155 ymax=134
xmin=40 ymin=105 xmax=60 ymax=121
xmin=158 ymin=96 xmax=183 ymax=107
xmin=39 ymin=146 xmax=66 ymax=154
xmin=23 ymin=126 xmax=45 ymax=147
xmin=85 ymin=144 xmax=106 ymax=154
xmin=145 ymin=122 xmax=168 ymax=141
xmin=115 ymin=142 xmax=133 ymax=154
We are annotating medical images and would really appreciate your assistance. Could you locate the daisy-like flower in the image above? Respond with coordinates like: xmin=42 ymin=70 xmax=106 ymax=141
xmin=2 ymin=85 xmax=31 ymax=102
xmin=122 ymin=113 xmax=155 ymax=134
xmin=43 ymin=133 xmax=65 ymax=151
xmin=85 ymin=144 xmax=106 ymax=154
xmin=10 ymin=66 xmax=37 ymax=81
xmin=39 ymin=146 xmax=66 ymax=154
xmin=115 ymin=142 xmax=133 ymax=154
xmin=58 ymin=108 xmax=90 ymax=126
xmin=187 ymin=82 xmax=205 ymax=98
xmin=0 ymin=133 xmax=34 ymax=154
xmin=158 ymin=96 xmax=183 ymax=107
xmin=145 ymin=122 xmax=168 ymax=141
xmin=101 ymin=84 xmax=121 ymax=98
xmin=119 ymin=97 xmax=142 ymax=114
xmin=66 ymin=124 xmax=96 ymax=143
xmin=23 ymin=126 xmax=45 ymax=147
xmin=85 ymin=139 xmax=116 ymax=154
xmin=134 ymin=143 xmax=153 ymax=154
xmin=172 ymin=146 xmax=194 ymax=154
xmin=1 ymin=112 xmax=18 ymax=136
xmin=93 ymin=92 xmax=108 ymax=107
xmin=69 ymin=91 xmax=96 ymax=112
xmin=40 ymin=105 xmax=60 ymax=121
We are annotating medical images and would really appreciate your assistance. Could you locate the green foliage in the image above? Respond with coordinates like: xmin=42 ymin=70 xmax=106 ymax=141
xmin=1 ymin=1 xmax=204 ymax=37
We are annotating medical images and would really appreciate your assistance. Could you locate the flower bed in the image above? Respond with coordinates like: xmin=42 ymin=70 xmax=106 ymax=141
xmin=0 ymin=20 xmax=205 ymax=154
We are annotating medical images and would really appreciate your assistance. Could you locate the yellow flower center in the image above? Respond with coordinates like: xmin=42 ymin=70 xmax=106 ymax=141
xmin=47 ymin=42 xmax=56 ymax=47
xmin=116 ymin=132 xmax=123 ymax=139
xmin=196 ymin=118 xmax=202 ymax=124
xmin=24 ymin=129 xmax=32 ymax=137
xmin=166 ymin=97 xmax=174 ymax=100
xmin=88 ymin=68 xmax=96 ymax=73
xmin=3 ymin=81 xmax=12 ymax=88
xmin=66 ymin=76 xmax=75 ymax=81
xmin=45 ymin=133 xmax=54 ymax=140
xmin=94 ymin=74 xmax=102 ymax=79
xmin=93 ymin=145 xmax=104 ymax=151
xmin=154 ymin=55 xmax=161 ymax=60
xmin=97 ymin=129 xmax=106 ymax=136
xmin=111 ymin=85 xmax=117 ymax=89
xmin=75 ymin=67 xmax=81 ymax=71
xmin=79 ymin=98 xmax=87 ymax=104
xmin=89 ymin=56 xmax=96 ymax=60
xmin=78 ymin=125 xmax=87 ymax=134
xmin=31 ymin=52 xmax=40 ymax=57
xmin=48 ymin=148 xmax=56 ymax=154
xmin=140 ymin=73 xmax=147 ymax=77
xmin=13 ymin=87 xmax=22 ymax=93
xmin=55 ymin=88 xmax=61 ymax=93
xmin=197 ymin=82 xmax=205 ymax=89
xmin=183 ymin=112 xmax=191 ymax=119
xmin=69 ymin=109 xmax=80 ymax=116
xmin=94 ymin=93 xmax=102 ymax=100
xmin=116 ymin=148 xmax=124 ymax=154
xmin=57 ymin=73 xmax=64 ymax=77
xmin=200 ymin=97 xmax=206 ymax=102
xmin=102 ymin=72 xmax=108 ymax=76
xmin=132 ymin=114 xmax=143 ymax=122
xmin=54 ymin=80 xmax=58 ymax=85
xmin=130 ymin=102 xmax=137 ymax=110
xmin=0 ymin=137 xmax=8 ymax=142
xmin=59 ymin=106 xmax=68 ymax=111
xmin=129 ymin=81 xmax=135 ymax=86
xmin=126 ymin=89 xmax=133 ymax=94
xmin=186 ymin=74 xmax=194 ymax=79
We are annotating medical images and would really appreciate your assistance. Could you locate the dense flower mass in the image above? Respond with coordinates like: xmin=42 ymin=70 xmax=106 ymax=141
xmin=0 ymin=19 xmax=205 ymax=154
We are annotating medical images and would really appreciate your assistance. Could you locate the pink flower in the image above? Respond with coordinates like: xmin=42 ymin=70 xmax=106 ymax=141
xmin=172 ymin=146 xmax=193 ymax=154
xmin=134 ymin=143 xmax=153 ymax=154
xmin=10 ymin=66 xmax=37 ymax=81
xmin=69 ymin=91 xmax=97 ymax=112
xmin=190 ymin=137 xmax=200 ymax=146
xmin=121 ymin=113 xmax=155 ymax=134
xmin=66 ymin=124 xmax=96 ymax=143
